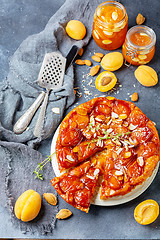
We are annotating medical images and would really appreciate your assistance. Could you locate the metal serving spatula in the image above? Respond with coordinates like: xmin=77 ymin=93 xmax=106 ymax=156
xmin=13 ymin=45 xmax=78 ymax=135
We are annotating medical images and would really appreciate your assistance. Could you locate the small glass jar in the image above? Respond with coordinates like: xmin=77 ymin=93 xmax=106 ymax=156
xmin=92 ymin=1 xmax=128 ymax=50
xmin=122 ymin=25 xmax=156 ymax=66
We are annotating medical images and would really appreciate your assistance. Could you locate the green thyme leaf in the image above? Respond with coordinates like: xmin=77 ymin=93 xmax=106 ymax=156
xmin=33 ymin=152 xmax=56 ymax=180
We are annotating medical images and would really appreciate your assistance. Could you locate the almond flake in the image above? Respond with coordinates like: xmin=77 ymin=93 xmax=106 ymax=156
xmin=86 ymin=174 xmax=95 ymax=180
xmin=106 ymin=128 xmax=113 ymax=134
xmin=52 ymin=107 xmax=60 ymax=114
xmin=107 ymin=119 xmax=112 ymax=126
xmin=66 ymin=155 xmax=75 ymax=162
xmin=110 ymin=189 xmax=116 ymax=195
xmin=137 ymin=156 xmax=144 ymax=167
xmin=116 ymin=148 xmax=123 ymax=155
xmin=111 ymin=112 xmax=119 ymax=119
xmin=115 ymin=170 xmax=123 ymax=176
xmin=128 ymin=123 xmax=138 ymax=130
xmin=112 ymin=11 xmax=118 ymax=21
xmin=94 ymin=169 xmax=100 ymax=176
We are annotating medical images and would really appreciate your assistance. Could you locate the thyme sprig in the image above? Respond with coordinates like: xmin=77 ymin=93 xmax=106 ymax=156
xmin=33 ymin=152 xmax=56 ymax=180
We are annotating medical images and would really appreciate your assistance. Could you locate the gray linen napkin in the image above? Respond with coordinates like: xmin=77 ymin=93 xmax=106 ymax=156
xmin=0 ymin=0 xmax=99 ymax=234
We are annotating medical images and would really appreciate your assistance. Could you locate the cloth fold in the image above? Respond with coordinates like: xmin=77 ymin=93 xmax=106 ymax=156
xmin=0 ymin=0 xmax=99 ymax=234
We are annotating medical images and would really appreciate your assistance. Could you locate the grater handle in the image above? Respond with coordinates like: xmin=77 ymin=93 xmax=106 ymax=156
xmin=33 ymin=89 xmax=50 ymax=137
xmin=13 ymin=91 xmax=45 ymax=134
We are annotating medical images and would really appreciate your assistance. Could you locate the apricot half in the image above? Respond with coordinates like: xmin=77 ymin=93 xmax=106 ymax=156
xmin=95 ymin=71 xmax=117 ymax=92
xmin=134 ymin=199 xmax=159 ymax=225
xmin=101 ymin=52 xmax=123 ymax=71
xmin=14 ymin=189 xmax=41 ymax=222
xmin=66 ymin=20 xmax=86 ymax=40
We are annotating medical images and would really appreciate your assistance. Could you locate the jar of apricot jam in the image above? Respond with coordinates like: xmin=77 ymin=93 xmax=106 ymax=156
xmin=92 ymin=1 xmax=128 ymax=50
xmin=122 ymin=25 xmax=156 ymax=66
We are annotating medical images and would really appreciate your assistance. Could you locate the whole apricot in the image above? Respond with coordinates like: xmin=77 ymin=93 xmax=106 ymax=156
xmin=66 ymin=20 xmax=86 ymax=40
xmin=95 ymin=71 xmax=117 ymax=92
xmin=134 ymin=65 xmax=158 ymax=87
xmin=101 ymin=52 xmax=123 ymax=71
xmin=14 ymin=189 xmax=41 ymax=222
xmin=134 ymin=199 xmax=159 ymax=225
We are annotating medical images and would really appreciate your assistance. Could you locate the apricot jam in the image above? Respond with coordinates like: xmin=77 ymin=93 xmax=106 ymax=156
xmin=92 ymin=1 xmax=128 ymax=50
xmin=122 ymin=26 xmax=156 ymax=66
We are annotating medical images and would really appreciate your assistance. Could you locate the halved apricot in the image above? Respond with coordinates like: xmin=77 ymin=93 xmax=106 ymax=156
xmin=134 ymin=199 xmax=159 ymax=225
xmin=95 ymin=71 xmax=117 ymax=92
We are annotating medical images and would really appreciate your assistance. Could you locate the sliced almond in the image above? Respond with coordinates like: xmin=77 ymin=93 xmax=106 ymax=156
xmin=95 ymin=52 xmax=104 ymax=58
xmin=43 ymin=193 xmax=57 ymax=206
xmin=140 ymin=32 xmax=148 ymax=37
xmin=52 ymin=107 xmax=60 ymax=114
xmin=132 ymin=58 xmax=139 ymax=62
xmin=93 ymin=30 xmax=99 ymax=39
xmin=66 ymin=155 xmax=75 ymax=162
xmin=131 ymin=92 xmax=138 ymax=102
xmin=75 ymin=59 xmax=84 ymax=65
xmin=136 ymin=13 xmax=145 ymax=25
xmin=124 ymin=151 xmax=131 ymax=158
xmin=78 ymin=48 xmax=83 ymax=56
xmin=91 ymin=55 xmax=101 ymax=62
xmin=128 ymin=123 xmax=138 ymax=130
xmin=137 ymin=156 xmax=144 ymax=167
xmin=113 ymin=27 xmax=121 ymax=33
xmin=115 ymin=170 xmax=123 ymax=176
xmin=138 ymin=54 xmax=147 ymax=60
xmin=84 ymin=59 xmax=92 ymax=66
xmin=112 ymin=11 xmax=118 ymax=21
xmin=102 ymin=40 xmax=112 ymax=45
xmin=111 ymin=112 xmax=119 ymax=119
xmin=56 ymin=209 xmax=72 ymax=220
xmin=119 ymin=114 xmax=127 ymax=119
xmin=90 ymin=65 xmax=100 ymax=76
xmin=103 ymin=30 xmax=113 ymax=36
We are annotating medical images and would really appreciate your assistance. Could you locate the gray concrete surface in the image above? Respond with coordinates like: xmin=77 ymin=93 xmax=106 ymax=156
xmin=0 ymin=0 xmax=160 ymax=238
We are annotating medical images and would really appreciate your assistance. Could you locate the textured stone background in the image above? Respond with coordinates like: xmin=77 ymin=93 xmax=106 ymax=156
xmin=0 ymin=0 xmax=160 ymax=238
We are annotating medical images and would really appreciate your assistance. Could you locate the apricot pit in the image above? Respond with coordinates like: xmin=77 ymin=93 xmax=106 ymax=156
xmin=95 ymin=71 xmax=117 ymax=92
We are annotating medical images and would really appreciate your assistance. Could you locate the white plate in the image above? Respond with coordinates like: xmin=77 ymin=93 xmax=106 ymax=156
xmin=51 ymin=125 xmax=159 ymax=206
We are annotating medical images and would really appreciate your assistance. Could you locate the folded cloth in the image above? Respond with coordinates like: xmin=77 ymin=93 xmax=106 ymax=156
xmin=0 ymin=0 xmax=100 ymax=234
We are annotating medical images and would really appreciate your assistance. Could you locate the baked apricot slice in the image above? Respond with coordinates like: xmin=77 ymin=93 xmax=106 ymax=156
xmin=95 ymin=71 xmax=117 ymax=92
xmin=134 ymin=199 xmax=159 ymax=225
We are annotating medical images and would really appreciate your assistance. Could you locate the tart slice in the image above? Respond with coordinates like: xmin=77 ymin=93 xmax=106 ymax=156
xmin=51 ymin=161 xmax=100 ymax=213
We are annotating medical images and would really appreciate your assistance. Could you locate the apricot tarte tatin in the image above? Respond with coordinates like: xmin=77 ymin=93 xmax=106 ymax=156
xmin=51 ymin=97 xmax=160 ymax=213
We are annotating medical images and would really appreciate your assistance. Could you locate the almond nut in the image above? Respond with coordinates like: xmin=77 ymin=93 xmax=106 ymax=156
xmin=84 ymin=59 xmax=92 ymax=66
xmin=91 ymin=55 xmax=101 ymax=62
xmin=75 ymin=59 xmax=85 ymax=65
xmin=136 ymin=13 xmax=145 ymax=25
xmin=56 ymin=209 xmax=72 ymax=219
xmin=90 ymin=65 xmax=100 ymax=76
xmin=131 ymin=92 xmax=138 ymax=102
xmin=78 ymin=48 xmax=83 ymax=56
xmin=95 ymin=52 xmax=104 ymax=58
xmin=43 ymin=193 xmax=57 ymax=206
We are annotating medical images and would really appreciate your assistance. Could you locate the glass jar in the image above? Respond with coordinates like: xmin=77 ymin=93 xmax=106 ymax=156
xmin=92 ymin=1 xmax=128 ymax=50
xmin=122 ymin=25 xmax=156 ymax=66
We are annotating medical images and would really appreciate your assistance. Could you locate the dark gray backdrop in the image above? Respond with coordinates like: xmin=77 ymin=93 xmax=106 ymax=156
xmin=0 ymin=0 xmax=160 ymax=238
